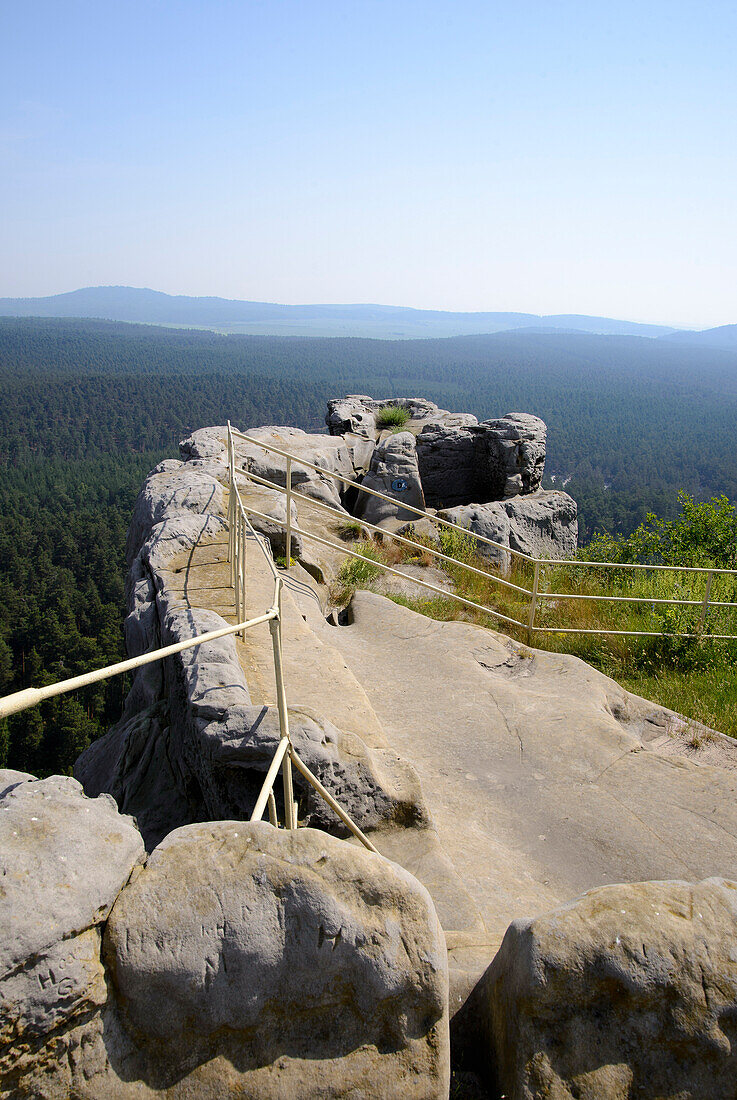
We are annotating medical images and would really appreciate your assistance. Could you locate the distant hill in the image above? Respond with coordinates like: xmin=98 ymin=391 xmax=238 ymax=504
xmin=661 ymin=324 xmax=737 ymax=353
xmin=0 ymin=285 xmax=680 ymax=340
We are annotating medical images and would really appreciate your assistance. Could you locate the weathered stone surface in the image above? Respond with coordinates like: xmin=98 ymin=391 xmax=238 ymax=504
xmin=126 ymin=461 xmax=225 ymax=564
xmin=417 ymin=413 xmax=547 ymax=508
xmin=355 ymin=431 xmax=426 ymax=526
xmin=74 ymin=700 xmax=204 ymax=851
xmin=0 ymin=777 xmax=144 ymax=973
xmin=483 ymin=412 xmax=546 ymax=498
xmin=0 ymin=769 xmax=34 ymax=799
xmin=178 ymin=425 xmax=229 ymax=463
xmin=326 ymin=394 xmax=464 ymax=440
xmin=323 ymin=589 xmax=737 ymax=987
xmin=104 ymin=820 xmax=450 ymax=1098
xmin=0 ymin=776 xmax=143 ymax=1093
xmin=78 ymin=580 xmax=429 ymax=849
xmin=236 ymin=480 xmax=303 ymax=557
xmin=456 ymin=877 xmax=737 ymax=1100
xmin=233 ymin=425 xmax=367 ymax=510
xmin=326 ymin=393 xmax=381 ymax=438
xmin=440 ymin=489 xmax=578 ymax=568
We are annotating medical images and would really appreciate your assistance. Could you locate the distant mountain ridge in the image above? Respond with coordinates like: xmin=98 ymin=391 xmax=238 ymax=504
xmin=660 ymin=324 xmax=737 ymax=353
xmin=0 ymin=285 xmax=683 ymax=339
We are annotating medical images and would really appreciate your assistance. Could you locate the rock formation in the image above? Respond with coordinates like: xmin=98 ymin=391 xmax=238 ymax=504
xmin=9 ymin=397 xmax=737 ymax=1097
xmin=324 ymin=396 xmax=575 ymax=563
xmin=440 ymin=490 xmax=579 ymax=567
xmin=1 ymin=773 xmax=448 ymax=1098
xmin=76 ymin=429 xmax=429 ymax=852
xmin=415 ymin=413 xmax=546 ymax=507
xmin=454 ymin=877 xmax=737 ymax=1099
xmin=354 ymin=431 xmax=426 ymax=526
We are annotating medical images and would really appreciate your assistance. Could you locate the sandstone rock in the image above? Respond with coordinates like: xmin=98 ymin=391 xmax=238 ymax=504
xmin=74 ymin=700 xmax=204 ymax=851
xmin=77 ymin=582 xmax=429 ymax=848
xmin=178 ymin=425 xmax=229 ymax=462
xmin=0 ymin=777 xmax=143 ymax=1092
xmin=104 ymin=820 xmax=450 ymax=1098
xmin=326 ymin=394 xmax=381 ymax=438
xmin=355 ymin=431 xmax=426 ymax=526
xmin=417 ymin=414 xmax=547 ymax=508
xmin=233 ymin=425 xmax=361 ymax=510
xmin=236 ymin=480 xmax=303 ymax=558
xmin=0 ymin=769 xmax=34 ymax=798
xmin=395 ymin=515 xmax=442 ymax=549
xmin=440 ymin=489 xmax=578 ymax=568
xmin=483 ymin=412 xmax=546 ymax=498
xmin=455 ymin=877 xmax=737 ymax=1100
xmin=503 ymin=489 xmax=578 ymax=558
xmin=438 ymin=502 xmax=512 ymax=569
xmin=125 ymin=461 xmax=225 ymax=564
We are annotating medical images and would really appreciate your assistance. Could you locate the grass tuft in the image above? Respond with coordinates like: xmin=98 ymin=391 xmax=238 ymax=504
xmin=375 ymin=404 xmax=411 ymax=429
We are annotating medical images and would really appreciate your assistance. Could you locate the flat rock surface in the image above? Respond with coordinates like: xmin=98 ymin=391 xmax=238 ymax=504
xmin=320 ymin=591 xmax=737 ymax=977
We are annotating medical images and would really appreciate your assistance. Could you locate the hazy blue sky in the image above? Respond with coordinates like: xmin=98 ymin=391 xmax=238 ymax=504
xmin=2 ymin=1 xmax=736 ymax=326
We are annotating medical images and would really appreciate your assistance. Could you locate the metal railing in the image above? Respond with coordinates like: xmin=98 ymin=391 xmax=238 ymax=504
xmin=0 ymin=442 xmax=379 ymax=856
xmin=226 ymin=427 xmax=377 ymax=851
xmin=227 ymin=424 xmax=737 ymax=642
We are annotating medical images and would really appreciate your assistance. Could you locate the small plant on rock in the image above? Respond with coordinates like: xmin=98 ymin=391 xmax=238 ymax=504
xmin=375 ymin=405 xmax=410 ymax=429
xmin=338 ymin=520 xmax=365 ymax=541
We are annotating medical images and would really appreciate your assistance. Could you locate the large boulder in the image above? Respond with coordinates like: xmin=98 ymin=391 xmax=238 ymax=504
xmin=455 ymin=877 xmax=737 ymax=1100
xmin=326 ymin=394 xmax=381 ymax=439
xmin=355 ymin=431 xmax=426 ymax=527
xmin=104 ymin=820 xmax=450 ymax=1098
xmin=441 ymin=489 xmax=578 ymax=568
xmin=417 ymin=414 xmax=547 ymax=508
xmin=0 ymin=776 xmax=144 ymax=1094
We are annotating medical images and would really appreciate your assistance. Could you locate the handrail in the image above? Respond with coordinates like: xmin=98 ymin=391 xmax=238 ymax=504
xmin=226 ymin=421 xmax=379 ymax=850
xmin=230 ymin=427 xmax=537 ymax=563
xmin=0 ymin=611 xmax=278 ymax=721
xmin=227 ymin=425 xmax=737 ymax=642
xmin=0 ymin=428 xmax=382 ymax=857
xmin=239 ymin=466 xmax=533 ymax=598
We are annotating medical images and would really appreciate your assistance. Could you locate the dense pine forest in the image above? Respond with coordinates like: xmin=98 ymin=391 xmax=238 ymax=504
xmin=2 ymin=316 xmax=736 ymax=775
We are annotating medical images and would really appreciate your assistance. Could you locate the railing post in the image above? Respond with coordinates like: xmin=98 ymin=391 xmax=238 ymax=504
xmin=269 ymin=580 xmax=296 ymax=830
xmin=285 ymin=456 xmax=293 ymax=569
xmin=698 ymin=570 xmax=714 ymax=633
xmin=527 ymin=560 xmax=540 ymax=645
xmin=227 ymin=422 xmax=234 ymax=577
xmin=234 ymin=506 xmax=240 ymax=624
xmin=240 ymin=509 xmax=247 ymax=633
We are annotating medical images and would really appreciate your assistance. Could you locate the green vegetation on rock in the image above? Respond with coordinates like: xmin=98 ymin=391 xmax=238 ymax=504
xmin=375 ymin=405 xmax=411 ymax=429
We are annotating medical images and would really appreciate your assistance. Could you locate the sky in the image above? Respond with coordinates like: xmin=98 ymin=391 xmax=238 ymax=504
xmin=1 ymin=0 xmax=736 ymax=327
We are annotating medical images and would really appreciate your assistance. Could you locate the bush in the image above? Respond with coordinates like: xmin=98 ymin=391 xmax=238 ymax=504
xmin=375 ymin=405 xmax=410 ymax=429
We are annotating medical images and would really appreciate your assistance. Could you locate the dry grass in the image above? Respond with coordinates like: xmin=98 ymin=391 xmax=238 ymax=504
xmin=329 ymin=523 xmax=737 ymax=738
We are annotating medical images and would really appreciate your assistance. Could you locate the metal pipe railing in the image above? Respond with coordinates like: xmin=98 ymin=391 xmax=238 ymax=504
xmin=227 ymin=424 xmax=737 ymax=641
xmin=0 ymin=428 xmax=382 ymax=859
xmin=0 ymin=610 xmax=278 ymax=721
xmin=225 ymin=421 xmax=380 ymax=851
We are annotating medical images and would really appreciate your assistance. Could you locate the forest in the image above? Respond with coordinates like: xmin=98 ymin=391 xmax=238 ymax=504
xmin=1 ymin=316 xmax=736 ymax=776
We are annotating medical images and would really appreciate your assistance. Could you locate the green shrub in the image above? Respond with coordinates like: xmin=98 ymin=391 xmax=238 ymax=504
xmin=338 ymin=520 xmax=364 ymax=541
xmin=438 ymin=525 xmax=477 ymax=564
xmin=375 ymin=405 xmax=410 ymax=429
